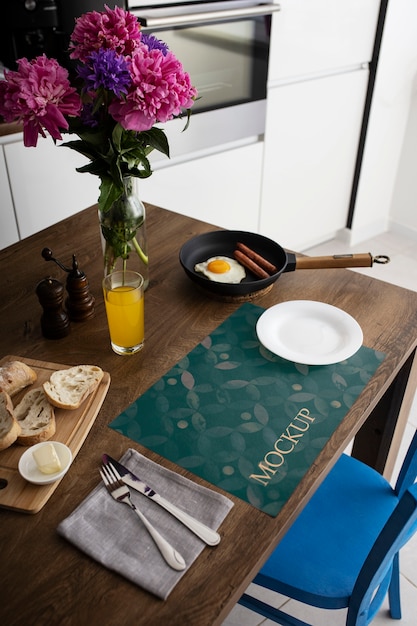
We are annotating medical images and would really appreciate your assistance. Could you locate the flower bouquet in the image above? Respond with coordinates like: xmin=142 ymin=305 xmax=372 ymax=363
xmin=0 ymin=5 xmax=197 ymax=282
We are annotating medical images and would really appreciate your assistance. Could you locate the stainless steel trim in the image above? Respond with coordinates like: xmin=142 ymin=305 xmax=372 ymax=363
xmin=150 ymin=100 xmax=266 ymax=165
xmin=131 ymin=3 xmax=280 ymax=29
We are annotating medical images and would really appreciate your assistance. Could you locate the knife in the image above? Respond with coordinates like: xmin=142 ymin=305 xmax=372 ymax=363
xmin=102 ymin=454 xmax=221 ymax=546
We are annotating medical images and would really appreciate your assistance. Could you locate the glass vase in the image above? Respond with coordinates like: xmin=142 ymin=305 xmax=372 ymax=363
xmin=99 ymin=177 xmax=149 ymax=289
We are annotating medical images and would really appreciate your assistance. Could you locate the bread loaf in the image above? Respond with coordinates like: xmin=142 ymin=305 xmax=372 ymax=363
xmin=43 ymin=365 xmax=103 ymax=410
xmin=0 ymin=390 xmax=21 ymax=451
xmin=15 ymin=388 xmax=56 ymax=446
xmin=0 ymin=360 xmax=37 ymax=397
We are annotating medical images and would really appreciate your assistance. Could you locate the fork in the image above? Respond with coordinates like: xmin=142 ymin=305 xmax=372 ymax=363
xmin=100 ymin=463 xmax=186 ymax=571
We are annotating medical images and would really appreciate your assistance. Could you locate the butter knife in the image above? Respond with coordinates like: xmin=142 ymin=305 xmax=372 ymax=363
xmin=102 ymin=454 xmax=221 ymax=546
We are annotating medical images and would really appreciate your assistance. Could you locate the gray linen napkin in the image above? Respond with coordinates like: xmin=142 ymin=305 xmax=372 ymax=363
xmin=57 ymin=449 xmax=234 ymax=599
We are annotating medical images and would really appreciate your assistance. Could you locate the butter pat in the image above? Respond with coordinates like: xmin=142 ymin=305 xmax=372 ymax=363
xmin=33 ymin=443 xmax=62 ymax=474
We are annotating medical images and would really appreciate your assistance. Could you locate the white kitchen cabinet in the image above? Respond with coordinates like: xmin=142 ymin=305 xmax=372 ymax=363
xmin=0 ymin=129 xmax=263 ymax=245
xmin=268 ymin=0 xmax=380 ymax=83
xmin=259 ymin=68 xmax=370 ymax=250
xmin=4 ymin=135 xmax=98 ymax=240
xmin=140 ymin=141 xmax=264 ymax=232
xmin=259 ymin=0 xmax=380 ymax=251
xmin=0 ymin=146 xmax=19 ymax=248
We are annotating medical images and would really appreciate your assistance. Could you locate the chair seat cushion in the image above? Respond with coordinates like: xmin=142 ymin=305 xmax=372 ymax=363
xmin=255 ymin=454 xmax=399 ymax=609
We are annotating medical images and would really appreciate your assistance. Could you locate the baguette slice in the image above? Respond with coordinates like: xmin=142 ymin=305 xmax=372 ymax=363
xmin=0 ymin=360 xmax=37 ymax=397
xmin=0 ymin=390 xmax=21 ymax=451
xmin=43 ymin=365 xmax=104 ymax=410
xmin=15 ymin=388 xmax=56 ymax=446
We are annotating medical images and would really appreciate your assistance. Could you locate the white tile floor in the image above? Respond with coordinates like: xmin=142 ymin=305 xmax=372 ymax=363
xmin=222 ymin=230 xmax=417 ymax=626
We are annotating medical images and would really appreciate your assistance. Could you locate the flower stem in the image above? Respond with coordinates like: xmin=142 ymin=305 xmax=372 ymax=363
xmin=132 ymin=236 xmax=149 ymax=265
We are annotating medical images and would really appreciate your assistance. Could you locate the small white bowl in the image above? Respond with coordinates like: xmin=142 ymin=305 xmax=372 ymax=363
xmin=18 ymin=441 xmax=72 ymax=485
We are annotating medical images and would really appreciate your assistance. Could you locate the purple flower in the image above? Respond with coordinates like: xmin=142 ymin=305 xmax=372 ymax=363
xmin=140 ymin=33 xmax=169 ymax=56
xmin=77 ymin=49 xmax=132 ymax=98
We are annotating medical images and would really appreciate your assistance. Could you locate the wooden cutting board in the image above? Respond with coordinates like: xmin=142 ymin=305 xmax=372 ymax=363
xmin=0 ymin=355 xmax=110 ymax=514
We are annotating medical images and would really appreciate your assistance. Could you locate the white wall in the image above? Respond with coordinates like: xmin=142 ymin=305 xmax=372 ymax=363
xmin=350 ymin=0 xmax=417 ymax=243
xmin=390 ymin=75 xmax=417 ymax=237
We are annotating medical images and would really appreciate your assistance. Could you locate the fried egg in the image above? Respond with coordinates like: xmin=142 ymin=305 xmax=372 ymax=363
xmin=194 ymin=256 xmax=246 ymax=283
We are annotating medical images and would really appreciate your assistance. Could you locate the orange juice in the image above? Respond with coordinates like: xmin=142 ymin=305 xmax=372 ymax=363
xmin=103 ymin=271 xmax=144 ymax=354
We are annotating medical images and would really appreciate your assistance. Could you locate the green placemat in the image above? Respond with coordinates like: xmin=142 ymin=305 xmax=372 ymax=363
xmin=110 ymin=303 xmax=385 ymax=516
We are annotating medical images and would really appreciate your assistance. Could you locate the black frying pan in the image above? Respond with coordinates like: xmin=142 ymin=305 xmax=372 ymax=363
xmin=179 ymin=230 xmax=389 ymax=298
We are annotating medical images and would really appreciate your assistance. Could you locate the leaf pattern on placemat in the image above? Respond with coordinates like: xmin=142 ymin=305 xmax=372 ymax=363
xmin=110 ymin=303 xmax=385 ymax=516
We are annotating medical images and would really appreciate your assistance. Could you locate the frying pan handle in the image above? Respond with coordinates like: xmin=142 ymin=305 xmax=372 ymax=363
xmin=294 ymin=253 xmax=390 ymax=270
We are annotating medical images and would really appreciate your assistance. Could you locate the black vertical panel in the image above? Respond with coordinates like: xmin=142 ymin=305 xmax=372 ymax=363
xmin=346 ymin=0 xmax=390 ymax=229
xmin=58 ymin=0 xmax=127 ymax=35
xmin=6 ymin=0 xmax=59 ymax=29
xmin=57 ymin=1 xmax=127 ymax=69
xmin=1 ymin=0 xmax=60 ymax=68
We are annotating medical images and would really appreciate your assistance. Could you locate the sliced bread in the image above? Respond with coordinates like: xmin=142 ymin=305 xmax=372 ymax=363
xmin=15 ymin=388 xmax=56 ymax=446
xmin=43 ymin=365 xmax=104 ymax=410
xmin=0 ymin=360 xmax=37 ymax=397
xmin=0 ymin=390 xmax=21 ymax=451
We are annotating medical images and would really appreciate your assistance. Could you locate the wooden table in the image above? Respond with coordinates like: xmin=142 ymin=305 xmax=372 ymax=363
xmin=1 ymin=204 xmax=417 ymax=626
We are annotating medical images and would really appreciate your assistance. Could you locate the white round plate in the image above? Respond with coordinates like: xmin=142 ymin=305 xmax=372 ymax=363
xmin=256 ymin=300 xmax=363 ymax=365
xmin=18 ymin=441 xmax=72 ymax=485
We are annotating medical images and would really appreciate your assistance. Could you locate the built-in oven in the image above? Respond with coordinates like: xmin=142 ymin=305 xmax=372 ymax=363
xmin=0 ymin=0 xmax=280 ymax=161
xmin=127 ymin=0 xmax=281 ymax=161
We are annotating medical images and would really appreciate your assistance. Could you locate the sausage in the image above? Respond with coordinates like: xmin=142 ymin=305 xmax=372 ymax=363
xmin=233 ymin=250 xmax=270 ymax=279
xmin=235 ymin=242 xmax=277 ymax=274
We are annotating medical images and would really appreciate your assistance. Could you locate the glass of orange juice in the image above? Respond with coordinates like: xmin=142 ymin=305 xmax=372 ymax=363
xmin=102 ymin=271 xmax=144 ymax=355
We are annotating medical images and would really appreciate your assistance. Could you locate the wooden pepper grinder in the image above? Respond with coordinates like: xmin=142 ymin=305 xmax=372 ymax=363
xmin=36 ymin=277 xmax=70 ymax=339
xmin=41 ymin=248 xmax=95 ymax=322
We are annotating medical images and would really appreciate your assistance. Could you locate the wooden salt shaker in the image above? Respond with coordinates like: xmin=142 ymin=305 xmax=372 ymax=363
xmin=36 ymin=277 xmax=70 ymax=339
xmin=65 ymin=255 xmax=95 ymax=322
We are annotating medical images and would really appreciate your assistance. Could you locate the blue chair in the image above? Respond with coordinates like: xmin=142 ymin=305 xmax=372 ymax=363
xmin=238 ymin=430 xmax=417 ymax=625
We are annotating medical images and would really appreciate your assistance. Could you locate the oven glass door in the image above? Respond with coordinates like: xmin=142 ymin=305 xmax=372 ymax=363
xmin=131 ymin=1 xmax=277 ymax=114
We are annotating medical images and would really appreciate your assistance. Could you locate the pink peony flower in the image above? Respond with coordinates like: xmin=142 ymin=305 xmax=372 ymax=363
xmin=69 ymin=5 xmax=141 ymax=62
xmin=0 ymin=55 xmax=81 ymax=147
xmin=108 ymin=47 xmax=197 ymax=132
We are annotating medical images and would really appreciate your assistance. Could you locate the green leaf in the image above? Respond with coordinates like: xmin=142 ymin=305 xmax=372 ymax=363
xmin=141 ymin=127 xmax=170 ymax=158
xmin=61 ymin=139 xmax=98 ymax=161
xmin=109 ymin=159 xmax=123 ymax=188
xmin=112 ymin=123 xmax=124 ymax=152
xmin=124 ymin=150 xmax=152 ymax=173
xmin=181 ymin=108 xmax=192 ymax=133
xmin=67 ymin=124 xmax=103 ymax=149
xmin=129 ymin=166 xmax=152 ymax=179
xmin=76 ymin=159 xmax=108 ymax=177
xmin=64 ymin=121 xmax=171 ymax=205
xmin=99 ymin=177 xmax=123 ymax=214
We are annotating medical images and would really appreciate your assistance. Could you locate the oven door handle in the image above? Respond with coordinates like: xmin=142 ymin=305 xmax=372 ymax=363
xmin=132 ymin=3 xmax=281 ymax=29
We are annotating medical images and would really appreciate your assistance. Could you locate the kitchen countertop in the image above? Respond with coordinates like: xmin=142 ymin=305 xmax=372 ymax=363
xmin=0 ymin=121 xmax=23 ymax=137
